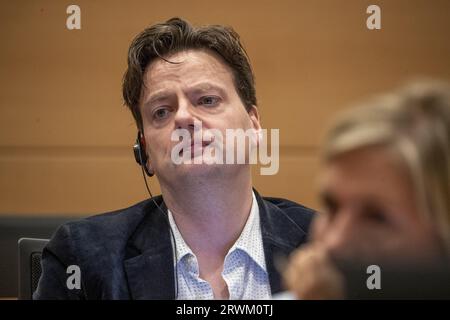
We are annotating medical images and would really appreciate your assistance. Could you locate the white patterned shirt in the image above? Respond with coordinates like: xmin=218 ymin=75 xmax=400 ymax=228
xmin=167 ymin=191 xmax=272 ymax=300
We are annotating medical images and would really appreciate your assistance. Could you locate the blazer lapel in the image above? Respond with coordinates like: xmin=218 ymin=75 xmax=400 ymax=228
xmin=255 ymin=190 xmax=310 ymax=294
xmin=123 ymin=192 xmax=310 ymax=298
xmin=123 ymin=198 xmax=175 ymax=299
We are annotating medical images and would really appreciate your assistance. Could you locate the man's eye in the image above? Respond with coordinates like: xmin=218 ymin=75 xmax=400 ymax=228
xmin=198 ymin=96 xmax=220 ymax=107
xmin=153 ymin=108 xmax=170 ymax=120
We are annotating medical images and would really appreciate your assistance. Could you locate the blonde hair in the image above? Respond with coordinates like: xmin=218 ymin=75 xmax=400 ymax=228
xmin=323 ymin=81 xmax=450 ymax=251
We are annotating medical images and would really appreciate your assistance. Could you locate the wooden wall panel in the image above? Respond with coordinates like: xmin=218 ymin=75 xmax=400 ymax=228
xmin=0 ymin=147 xmax=319 ymax=215
xmin=1 ymin=0 xmax=450 ymax=215
xmin=252 ymin=149 xmax=321 ymax=211
xmin=0 ymin=146 xmax=151 ymax=215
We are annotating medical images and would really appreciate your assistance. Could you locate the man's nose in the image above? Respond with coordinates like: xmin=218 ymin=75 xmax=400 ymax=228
xmin=174 ymin=99 xmax=196 ymax=131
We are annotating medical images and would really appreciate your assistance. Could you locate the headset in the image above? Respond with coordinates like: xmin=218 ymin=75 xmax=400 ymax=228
xmin=133 ymin=131 xmax=179 ymax=299
xmin=133 ymin=132 xmax=154 ymax=177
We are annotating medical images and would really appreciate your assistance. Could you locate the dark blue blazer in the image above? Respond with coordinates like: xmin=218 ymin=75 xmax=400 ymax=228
xmin=33 ymin=190 xmax=314 ymax=299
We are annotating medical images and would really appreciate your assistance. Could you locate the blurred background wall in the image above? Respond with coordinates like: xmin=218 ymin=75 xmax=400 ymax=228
xmin=1 ymin=0 xmax=450 ymax=296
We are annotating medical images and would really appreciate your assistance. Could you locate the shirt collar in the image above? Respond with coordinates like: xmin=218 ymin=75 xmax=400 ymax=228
xmin=228 ymin=191 xmax=267 ymax=272
xmin=167 ymin=191 xmax=267 ymax=272
xmin=167 ymin=209 xmax=194 ymax=266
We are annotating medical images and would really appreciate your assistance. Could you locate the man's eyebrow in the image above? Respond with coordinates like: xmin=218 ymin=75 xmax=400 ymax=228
xmin=143 ymin=82 xmax=228 ymax=107
xmin=190 ymin=82 xmax=227 ymax=95
xmin=144 ymin=90 xmax=172 ymax=107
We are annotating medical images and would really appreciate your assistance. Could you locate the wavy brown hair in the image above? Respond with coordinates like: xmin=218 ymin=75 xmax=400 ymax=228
xmin=122 ymin=17 xmax=257 ymax=131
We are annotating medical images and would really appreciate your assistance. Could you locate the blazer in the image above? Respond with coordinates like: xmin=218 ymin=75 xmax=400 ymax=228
xmin=33 ymin=190 xmax=315 ymax=299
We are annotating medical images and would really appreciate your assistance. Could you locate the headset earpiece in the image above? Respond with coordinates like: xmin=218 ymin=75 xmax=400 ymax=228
xmin=133 ymin=132 xmax=154 ymax=177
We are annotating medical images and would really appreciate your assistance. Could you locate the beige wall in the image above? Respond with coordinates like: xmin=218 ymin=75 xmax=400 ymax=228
xmin=1 ymin=0 xmax=450 ymax=216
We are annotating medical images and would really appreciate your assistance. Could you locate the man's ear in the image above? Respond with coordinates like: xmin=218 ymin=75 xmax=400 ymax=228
xmin=146 ymin=156 xmax=155 ymax=177
xmin=140 ymin=133 xmax=155 ymax=177
xmin=248 ymin=105 xmax=262 ymax=145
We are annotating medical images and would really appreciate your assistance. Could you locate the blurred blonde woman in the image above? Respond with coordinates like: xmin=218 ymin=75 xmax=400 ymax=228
xmin=284 ymin=81 xmax=450 ymax=299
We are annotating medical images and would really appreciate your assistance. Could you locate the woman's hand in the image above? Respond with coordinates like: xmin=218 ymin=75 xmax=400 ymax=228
xmin=283 ymin=244 xmax=346 ymax=300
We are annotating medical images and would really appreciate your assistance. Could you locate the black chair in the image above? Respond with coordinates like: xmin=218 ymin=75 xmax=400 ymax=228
xmin=18 ymin=238 xmax=49 ymax=300
xmin=0 ymin=215 xmax=76 ymax=297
